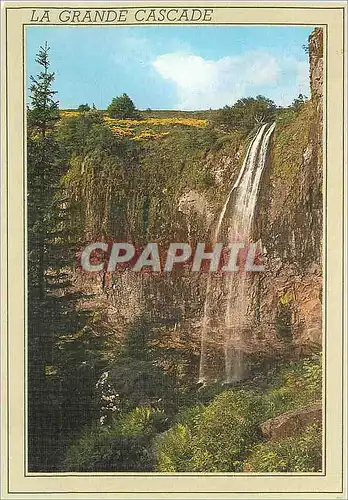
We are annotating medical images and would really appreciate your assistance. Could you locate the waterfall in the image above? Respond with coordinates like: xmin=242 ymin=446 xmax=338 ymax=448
xmin=199 ymin=122 xmax=275 ymax=385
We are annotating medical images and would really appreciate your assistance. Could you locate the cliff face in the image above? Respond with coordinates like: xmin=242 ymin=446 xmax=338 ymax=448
xmin=66 ymin=28 xmax=323 ymax=381
xmin=255 ymin=27 xmax=323 ymax=355
xmin=309 ymin=28 xmax=324 ymax=118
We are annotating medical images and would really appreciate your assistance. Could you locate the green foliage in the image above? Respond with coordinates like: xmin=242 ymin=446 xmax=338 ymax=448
xmin=155 ymin=405 xmax=204 ymax=472
xmin=27 ymin=42 xmax=66 ymax=471
xmin=155 ymin=389 xmax=265 ymax=472
xmin=156 ymin=423 xmax=195 ymax=472
xmin=264 ymin=355 xmax=322 ymax=418
xmin=27 ymin=41 xmax=61 ymax=295
xmin=64 ymin=407 xmax=164 ymax=471
xmin=244 ymin=424 xmax=322 ymax=472
xmin=119 ymin=406 xmax=166 ymax=435
xmin=290 ymin=93 xmax=309 ymax=112
xmin=272 ymin=100 xmax=314 ymax=182
xmin=155 ymin=356 xmax=322 ymax=473
xmin=27 ymin=44 xmax=119 ymax=472
xmin=27 ymin=39 xmax=322 ymax=475
xmin=28 ymin=42 xmax=59 ymax=130
xmin=190 ymin=390 xmax=265 ymax=471
xmin=107 ymin=93 xmax=138 ymax=119
xmin=57 ymin=109 xmax=108 ymax=156
xmin=59 ymin=112 xmax=136 ymax=240
xmin=78 ymin=103 xmax=91 ymax=112
xmin=215 ymin=95 xmax=277 ymax=133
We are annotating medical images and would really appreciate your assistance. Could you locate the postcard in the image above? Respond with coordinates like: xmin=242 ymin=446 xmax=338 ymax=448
xmin=1 ymin=1 xmax=347 ymax=498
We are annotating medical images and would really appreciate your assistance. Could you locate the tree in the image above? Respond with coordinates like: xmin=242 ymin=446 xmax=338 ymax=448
xmin=27 ymin=41 xmax=60 ymax=298
xmin=78 ymin=103 xmax=91 ymax=112
xmin=107 ymin=93 xmax=138 ymax=119
xmin=27 ymin=41 xmax=64 ymax=471
xmin=215 ymin=95 xmax=277 ymax=133
xmin=290 ymin=93 xmax=308 ymax=112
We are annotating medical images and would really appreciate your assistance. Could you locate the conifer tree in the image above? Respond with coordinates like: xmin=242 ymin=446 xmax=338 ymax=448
xmin=27 ymin=42 xmax=62 ymax=470
xmin=27 ymin=41 xmax=60 ymax=298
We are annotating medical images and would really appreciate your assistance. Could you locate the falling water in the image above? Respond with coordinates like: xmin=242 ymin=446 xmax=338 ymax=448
xmin=199 ymin=122 xmax=275 ymax=385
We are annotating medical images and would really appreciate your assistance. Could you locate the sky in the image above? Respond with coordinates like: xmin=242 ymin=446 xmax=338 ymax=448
xmin=26 ymin=25 xmax=313 ymax=111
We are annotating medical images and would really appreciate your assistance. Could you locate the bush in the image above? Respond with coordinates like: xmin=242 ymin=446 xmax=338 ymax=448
xmin=190 ymin=390 xmax=265 ymax=471
xmin=155 ymin=405 xmax=204 ymax=472
xmin=264 ymin=354 xmax=322 ymax=418
xmin=290 ymin=93 xmax=308 ymax=112
xmin=244 ymin=424 xmax=322 ymax=472
xmin=155 ymin=356 xmax=322 ymax=473
xmin=64 ymin=406 xmax=163 ymax=471
xmin=155 ymin=389 xmax=265 ymax=472
xmin=58 ymin=109 xmax=106 ymax=155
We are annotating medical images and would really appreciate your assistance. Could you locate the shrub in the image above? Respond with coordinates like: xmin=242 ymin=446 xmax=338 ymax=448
xmin=290 ymin=93 xmax=309 ymax=112
xmin=264 ymin=354 xmax=322 ymax=418
xmin=190 ymin=390 xmax=265 ymax=471
xmin=155 ymin=390 xmax=265 ymax=472
xmin=58 ymin=109 xmax=106 ymax=155
xmin=155 ymin=405 xmax=204 ymax=472
xmin=155 ymin=356 xmax=322 ymax=473
xmin=156 ymin=423 xmax=194 ymax=472
xmin=64 ymin=406 xmax=163 ymax=472
xmin=65 ymin=430 xmax=154 ymax=472
xmin=244 ymin=424 xmax=322 ymax=472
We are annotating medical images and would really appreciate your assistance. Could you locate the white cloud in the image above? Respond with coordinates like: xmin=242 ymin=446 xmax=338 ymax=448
xmin=152 ymin=51 xmax=309 ymax=110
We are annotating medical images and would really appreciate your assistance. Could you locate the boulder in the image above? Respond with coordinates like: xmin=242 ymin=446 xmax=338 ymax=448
xmin=261 ymin=402 xmax=322 ymax=441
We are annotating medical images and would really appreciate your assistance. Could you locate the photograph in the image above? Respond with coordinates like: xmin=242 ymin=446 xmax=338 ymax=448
xmin=26 ymin=23 xmax=324 ymax=473
xmin=1 ymin=2 xmax=346 ymax=498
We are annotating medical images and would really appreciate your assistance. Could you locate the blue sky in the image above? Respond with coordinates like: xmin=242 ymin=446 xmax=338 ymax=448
xmin=26 ymin=25 xmax=313 ymax=110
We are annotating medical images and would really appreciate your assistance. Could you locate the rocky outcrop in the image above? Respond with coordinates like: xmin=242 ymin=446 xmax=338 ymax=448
xmin=261 ymin=403 xmax=322 ymax=441
xmin=309 ymin=27 xmax=324 ymax=118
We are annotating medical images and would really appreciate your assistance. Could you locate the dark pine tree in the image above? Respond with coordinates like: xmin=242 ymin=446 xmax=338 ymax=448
xmin=27 ymin=42 xmax=63 ymax=471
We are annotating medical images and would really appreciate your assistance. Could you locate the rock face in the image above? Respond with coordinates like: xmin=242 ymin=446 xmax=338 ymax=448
xmin=261 ymin=403 xmax=322 ymax=441
xmin=253 ymin=27 xmax=324 ymax=356
xmin=178 ymin=190 xmax=214 ymax=229
xmin=309 ymin=27 xmax=324 ymax=118
xmin=67 ymin=29 xmax=324 ymax=382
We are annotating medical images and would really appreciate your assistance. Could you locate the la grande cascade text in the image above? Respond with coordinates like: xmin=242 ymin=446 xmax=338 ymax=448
xmin=30 ymin=8 xmax=215 ymax=23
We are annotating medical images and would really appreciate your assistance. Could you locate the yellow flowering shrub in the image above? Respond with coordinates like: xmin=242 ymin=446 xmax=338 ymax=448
xmin=110 ymin=126 xmax=134 ymax=138
xmin=104 ymin=117 xmax=207 ymax=128
xmin=60 ymin=110 xmax=80 ymax=118
xmin=59 ymin=111 xmax=207 ymax=141
xmin=132 ymin=129 xmax=169 ymax=141
xmin=144 ymin=117 xmax=207 ymax=128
